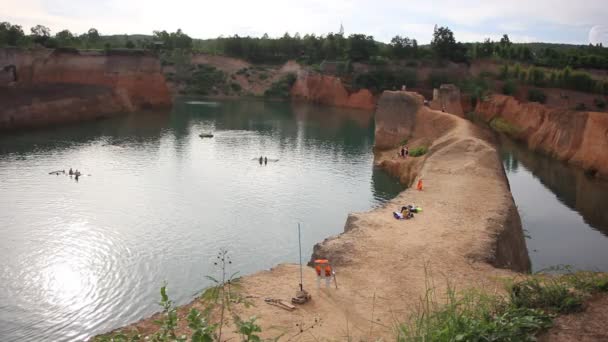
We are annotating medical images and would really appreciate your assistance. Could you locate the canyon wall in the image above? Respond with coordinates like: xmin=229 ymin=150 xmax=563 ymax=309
xmin=290 ymin=71 xmax=375 ymax=110
xmin=476 ymin=94 xmax=608 ymax=179
xmin=0 ymin=48 xmax=171 ymax=130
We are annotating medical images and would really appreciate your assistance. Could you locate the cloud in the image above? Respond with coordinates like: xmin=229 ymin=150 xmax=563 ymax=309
xmin=2 ymin=0 xmax=607 ymax=44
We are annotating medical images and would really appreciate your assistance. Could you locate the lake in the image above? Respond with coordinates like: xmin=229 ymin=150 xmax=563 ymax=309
xmin=0 ymin=99 xmax=403 ymax=342
xmin=500 ymin=137 xmax=608 ymax=273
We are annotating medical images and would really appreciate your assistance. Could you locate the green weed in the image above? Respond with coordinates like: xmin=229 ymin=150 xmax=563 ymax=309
xmin=490 ymin=117 xmax=521 ymax=136
xmin=398 ymin=284 xmax=552 ymax=342
xmin=409 ymin=146 xmax=428 ymax=157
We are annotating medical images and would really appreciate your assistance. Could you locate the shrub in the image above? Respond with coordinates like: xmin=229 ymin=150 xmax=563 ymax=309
xmin=499 ymin=64 xmax=509 ymax=80
xmin=258 ymin=73 xmax=268 ymax=80
xmin=186 ymin=64 xmax=226 ymax=95
xmin=502 ymin=79 xmax=517 ymax=95
xmin=575 ymin=102 xmax=587 ymax=111
xmin=409 ymin=146 xmax=428 ymax=157
xmin=428 ymin=71 xmax=453 ymax=89
xmin=230 ymin=82 xmax=242 ymax=92
xmin=528 ymin=88 xmax=547 ymax=104
xmin=527 ymin=67 xmax=546 ymax=87
xmin=398 ymin=285 xmax=553 ymax=342
xmin=369 ymin=55 xmax=389 ymax=66
xmin=593 ymin=98 xmax=606 ymax=109
xmin=490 ymin=117 xmax=521 ymax=135
xmin=510 ymin=278 xmax=583 ymax=314
xmin=264 ymin=73 xmax=297 ymax=98
xmin=354 ymin=69 xmax=417 ymax=93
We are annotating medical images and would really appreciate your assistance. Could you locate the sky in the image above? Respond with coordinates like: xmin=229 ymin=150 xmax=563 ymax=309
xmin=3 ymin=0 xmax=608 ymax=45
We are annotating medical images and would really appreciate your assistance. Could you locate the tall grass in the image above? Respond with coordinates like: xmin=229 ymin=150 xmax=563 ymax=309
xmin=397 ymin=284 xmax=552 ymax=342
xmin=398 ymin=271 xmax=608 ymax=342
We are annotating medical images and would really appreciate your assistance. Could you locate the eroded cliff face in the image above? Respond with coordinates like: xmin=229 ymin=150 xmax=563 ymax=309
xmin=0 ymin=48 xmax=171 ymax=130
xmin=290 ymin=71 xmax=375 ymax=110
xmin=430 ymin=83 xmax=464 ymax=117
xmin=476 ymin=95 xmax=608 ymax=179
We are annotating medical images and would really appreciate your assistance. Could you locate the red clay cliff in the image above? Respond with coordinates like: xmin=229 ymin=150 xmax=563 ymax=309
xmin=290 ymin=71 xmax=375 ymax=110
xmin=476 ymin=94 xmax=608 ymax=179
xmin=0 ymin=48 xmax=171 ymax=130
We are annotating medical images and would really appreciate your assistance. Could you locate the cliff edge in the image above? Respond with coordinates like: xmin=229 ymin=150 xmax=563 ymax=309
xmin=290 ymin=71 xmax=375 ymax=110
xmin=0 ymin=48 xmax=171 ymax=130
xmin=476 ymin=94 xmax=608 ymax=179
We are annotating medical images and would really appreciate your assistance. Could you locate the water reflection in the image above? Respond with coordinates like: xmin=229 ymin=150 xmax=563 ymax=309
xmin=500 ymin=136 xmax=608 ymax=272
xmin=0 ymin=98 xmax=402 ymax=342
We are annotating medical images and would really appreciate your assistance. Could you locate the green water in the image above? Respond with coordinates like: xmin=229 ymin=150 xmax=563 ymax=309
xmin=0 ymin=99 xmax=403 ymax=341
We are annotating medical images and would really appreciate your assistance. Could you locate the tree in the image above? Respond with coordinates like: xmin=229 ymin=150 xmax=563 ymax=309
xmin=479 ymin=38 xmax=494 ymax=57
xmin=125 ymin=40 xmax=135 ymax=49
xmin=30 ymin=25 xmax=51 ymax=45
xmin=87 ymin=28 xmax=100 ymax=42
xmin=500 ymin=34 xmax=511 ymax=48
xmin=347 ymin=34 xmax=377 ymax=61
xmin=431 ymin=26 xmax=457 ymax=60
xmin=390 ymin=35 xmax=418 ymax=59
xmin=172 ymin=29 xmax=192 ymax=49
xmin=55 ymin=29 xmax=74 ymax=47
xmin=153 ymin=29 xmax=192 ymax=50
xmin=1 ymin=22 xmax=25 ymax=46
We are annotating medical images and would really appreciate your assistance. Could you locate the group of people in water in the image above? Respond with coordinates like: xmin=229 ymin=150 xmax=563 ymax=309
xmin=49 ymin=168 xmax=83 ymax=181
xmin=68 ymin=168 xmax=82 ymax=181
xmin=259 ymin=156 xmax=268 ymax=165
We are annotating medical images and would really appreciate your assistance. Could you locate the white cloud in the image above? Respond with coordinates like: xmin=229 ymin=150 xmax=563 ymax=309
xmin=2 ymin=0 xmax=607 ymax=44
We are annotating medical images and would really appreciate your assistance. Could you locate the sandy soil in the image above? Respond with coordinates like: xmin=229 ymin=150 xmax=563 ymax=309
xmin=101 ymin=91 xmax=529 ymax=341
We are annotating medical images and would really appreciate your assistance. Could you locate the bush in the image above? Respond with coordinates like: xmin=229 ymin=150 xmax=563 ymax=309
xmin=264 ymin=73 xmax=297 ymax=98
xmin=409 ymin=146 xmax=428 ymax=157
xmin=258 ymin=73 xmax=268 ymax=80
xmin=230 ymin=82 xmax=242 ymax=92
xmin=528 ymin=88 xmax=547 ymax=104
xmin=186 ymin=64 xmax=226 ymax=95
xmin=428 ymin=71 xmax=453 ymax=89
xmin=575 ymin=102 xmax=587 ymax=111
xmin=510 ymin=278 xmax=583 ymax=314
xmin=354 ymin=69 xmax=417 ymax=93
xmin=499 ymin=64 xmax=509 ymax=80
xmin=527 ymin=67 xmax=546 ymax=86
xmin=490 ymin=117 xmax=521 ymax=135
xmin=502 ymin=79 xmax=517 ymax=95
xmin=398 ymin=286 xmax=553 ymax=342
xmin=593 ymin=98 xmax=606 ymax=109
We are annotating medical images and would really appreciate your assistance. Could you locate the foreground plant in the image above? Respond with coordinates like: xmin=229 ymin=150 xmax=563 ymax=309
xmin=398 ymin=270 xmax=608 ymax=342
xmin=95 ymin=249 xmax=260 ymax=342
xmin=397 ymin=284 xmax=552 ymax=342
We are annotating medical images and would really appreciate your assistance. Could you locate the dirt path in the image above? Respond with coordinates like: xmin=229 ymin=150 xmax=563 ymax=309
xmin=101 ymin=92 xmax=529 ymax=341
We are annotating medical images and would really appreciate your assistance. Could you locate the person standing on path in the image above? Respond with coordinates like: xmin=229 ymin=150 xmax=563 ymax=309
xmin=264 ymin=157 xmax=267 ymax=165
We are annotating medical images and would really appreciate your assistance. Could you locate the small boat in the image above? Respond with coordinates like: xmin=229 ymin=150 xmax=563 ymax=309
xmin=199 ymin=133 xmax=214 ymax=138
